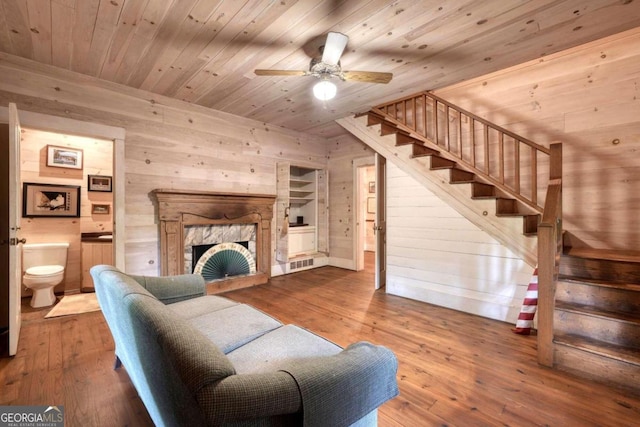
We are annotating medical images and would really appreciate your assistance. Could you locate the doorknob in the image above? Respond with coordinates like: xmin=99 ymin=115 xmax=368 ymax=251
xmin=9 ymin=238 xmax=26 ymax=245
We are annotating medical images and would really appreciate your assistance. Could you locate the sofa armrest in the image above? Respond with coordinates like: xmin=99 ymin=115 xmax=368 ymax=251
xmin=197 ymin=342 xmax=398 ymax=425
xmin=197 ymin=372 xmax=303 ymax=423
xmin=281 ymin=341 xmax=399 ymax=427
xmin=129 ymin=273 xmax=206 ymax=304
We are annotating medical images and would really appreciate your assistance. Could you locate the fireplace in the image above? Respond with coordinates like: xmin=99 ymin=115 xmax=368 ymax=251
xmin=153 ymin=190 xmax=275 ymax=293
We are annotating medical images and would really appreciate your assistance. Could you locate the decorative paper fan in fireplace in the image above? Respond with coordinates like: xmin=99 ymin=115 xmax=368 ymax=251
xmin=193 ymin=242 xmax=256 ymax=281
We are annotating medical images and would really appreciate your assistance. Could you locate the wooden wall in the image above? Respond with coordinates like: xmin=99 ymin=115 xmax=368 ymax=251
xmin=20 ymin=129 xmax=113 ymax=294
xmin=434 ymin=27 xmax=640 ymax=251
xmin=0 ymin=53 xmax=327 ymax=278
xmin=386 ymin=162 xmax=533 ymax=323
xmin=326 ymin=133 xmax=374 ymax=269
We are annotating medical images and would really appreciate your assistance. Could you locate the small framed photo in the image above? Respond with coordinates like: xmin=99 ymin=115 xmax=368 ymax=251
xmin=46 ymin=145 xmax=83 ymax=170
xmin=23 ymin=183 xmax=81 ymax=218
xmin=367 ymin=197 xmax=376 ymax=213
xmin=92 ymin=204 xmax=111 ymax=214
xmin=368 ymin=181 xmax=375 ymax=193
xmin=88 ymin=175 xmax=112 ymax=192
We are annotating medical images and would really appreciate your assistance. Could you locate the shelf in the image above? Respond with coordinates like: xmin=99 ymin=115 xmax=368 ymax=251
xmin=290 ymin=197 xmax=313 ymax=205
xmin=289 ymin=190 xmax=314 ymax=197
xmin=290 ymin=178 xmax=314 ymax=187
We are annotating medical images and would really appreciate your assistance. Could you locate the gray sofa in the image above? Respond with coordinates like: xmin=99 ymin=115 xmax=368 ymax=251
xmin=91 ymin=265 xmax=399 ymax=427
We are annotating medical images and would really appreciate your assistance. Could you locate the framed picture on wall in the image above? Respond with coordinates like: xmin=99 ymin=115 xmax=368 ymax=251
xmin=46 ymin=145 xmax=83 ymax=170
xmin=88 ymin=175 xmax=112 ymax=192
xmin=22 ymin=183 xmax=81 ymax=218
xmin=91 ymin=204 xmax=110 ymax=214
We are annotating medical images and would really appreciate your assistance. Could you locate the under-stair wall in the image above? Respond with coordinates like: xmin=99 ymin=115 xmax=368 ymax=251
xmin=386 ymin=162 xmax=533 ymax=323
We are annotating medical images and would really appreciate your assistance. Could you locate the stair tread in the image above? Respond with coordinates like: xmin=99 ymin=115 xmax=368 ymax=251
xmin=555 ymin=300 xmax=640 ymax=324
xmin=557 ymin=276 xmax=640 ymax=292
xmin=554 ymin=333 xmax=640 ymax=365
xmin=564 ymin=247 xmax=640 ymax=263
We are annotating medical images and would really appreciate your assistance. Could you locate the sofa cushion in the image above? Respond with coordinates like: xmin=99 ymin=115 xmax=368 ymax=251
xmin=168 ymin=295 xmax=239 ymax=319
xmin=129 ymin=272 xmax=205 ymax=304
xmin=227 ymin=324 xmax=342 ymax=374
xmin=187 ymin=304 xmax=282 ymax=353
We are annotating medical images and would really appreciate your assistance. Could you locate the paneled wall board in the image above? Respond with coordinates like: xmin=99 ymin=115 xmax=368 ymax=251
xmin=0 ymin=53 xmax=328 ymax=278
xmin=386 ymin=162 xmax=532 ymax=324
xmin=435 ymin=27 xmax=640 ymax=251
xmin=327 ymin=133 xmax=375 ymax=268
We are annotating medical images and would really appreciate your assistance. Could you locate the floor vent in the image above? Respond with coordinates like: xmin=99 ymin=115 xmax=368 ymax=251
xmin=290 ymin=258 xmax=314 ymax=270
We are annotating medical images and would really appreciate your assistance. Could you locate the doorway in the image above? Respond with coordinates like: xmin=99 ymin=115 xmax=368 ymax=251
xmin=354 ymin=154 xmax=386 ymax=289
xmin=1 ymin=107 xmax=125 ymax=270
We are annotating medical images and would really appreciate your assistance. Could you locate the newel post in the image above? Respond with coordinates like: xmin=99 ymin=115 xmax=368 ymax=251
xmin=537 ymin=143 xmax=562 ymax=367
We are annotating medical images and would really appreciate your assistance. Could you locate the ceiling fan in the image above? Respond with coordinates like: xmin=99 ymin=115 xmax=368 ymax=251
xmin=254 ymin=32 xmax=393 ymax=100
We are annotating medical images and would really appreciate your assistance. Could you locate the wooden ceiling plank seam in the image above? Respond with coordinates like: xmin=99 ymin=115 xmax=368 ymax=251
xmin=173 ymin=0 xmax=323 ymax=101
xmin=0 ymin=1 xmax=16 ymax=55
xmin=1 ymin=0 xmax=34 ymax=59
xmin=50 ymin=0 xmax=75 ymax=69
xmin=145 ymin=0 xmax=250 ymax=95
xmin=98 ymin=0 xmax=150 ymax=79
xmin=126 ymin=0 xmax=206 ymax=88
xmin=157 ymin=0 xmax=280 ymax=98
xmin=112 ymin=0 xmax=177 ymax=84
xmin=82 ymin=0 xmax=126 ymax=77
xmin=161 ymin=0 xmax=295 ymax=98
xmin=177 ymin=0 xmax=320 ymax=102
xmin=196 ymin=0 xmax=396 ymax=108
xmin=70 ymin=0 xmax=100 ymax=74
xmin=26 ymin=0 xmax=52 ymax=64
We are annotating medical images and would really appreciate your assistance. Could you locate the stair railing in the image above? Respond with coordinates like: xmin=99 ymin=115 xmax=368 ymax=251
xmin=536 ymin=143 xmax=563 ymax=367
xmin=372 ymin=91 xmax=551 ymax=213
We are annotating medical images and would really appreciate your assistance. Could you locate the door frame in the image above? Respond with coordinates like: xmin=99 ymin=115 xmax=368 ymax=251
xmin=353 ymin=157 xmax=374 ymax=271
xmin=352 ymin=155 xmax=386 ymax=289
xmin=0 ymin=107 xmax=126 ymax=271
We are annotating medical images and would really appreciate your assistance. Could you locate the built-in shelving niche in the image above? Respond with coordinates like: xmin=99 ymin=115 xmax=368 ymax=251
xmin=275 ymin=163 xmax=328 ymax=273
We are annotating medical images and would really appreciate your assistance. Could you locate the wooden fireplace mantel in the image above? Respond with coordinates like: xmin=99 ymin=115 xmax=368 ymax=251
xmin=152 ymin=189 xmax=276 ymax=293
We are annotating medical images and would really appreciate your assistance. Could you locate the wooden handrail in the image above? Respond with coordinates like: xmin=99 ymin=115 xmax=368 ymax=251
xmin=372 ymin=91 xmax=552 ymax=213
xmin=536 ymin=143 xmax=563 ymax=367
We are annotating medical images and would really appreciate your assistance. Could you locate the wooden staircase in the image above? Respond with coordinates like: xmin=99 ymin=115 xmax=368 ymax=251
xmin=365 ymin=110 xmax=541 ymax=236
xmin=552 ymin=246 xmax=640 ymax=394
xmin=343 ymin=90 xmax=638 ymax=393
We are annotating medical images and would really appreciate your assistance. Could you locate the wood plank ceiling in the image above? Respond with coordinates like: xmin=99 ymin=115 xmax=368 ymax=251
xmin=1 ymin=0 xmax=640 ymax=138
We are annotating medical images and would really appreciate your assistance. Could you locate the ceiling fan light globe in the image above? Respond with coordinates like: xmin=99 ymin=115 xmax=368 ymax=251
xmin=313 ymin=80 xmax=337 ymax=101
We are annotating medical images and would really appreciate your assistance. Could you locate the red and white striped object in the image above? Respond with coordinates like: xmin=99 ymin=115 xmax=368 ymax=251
xmin=513 ymin=267 xmax=538 ymax=335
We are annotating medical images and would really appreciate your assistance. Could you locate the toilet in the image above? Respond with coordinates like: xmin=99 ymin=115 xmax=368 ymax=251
xmin=22 ymin=243 xmax=69 ymax=308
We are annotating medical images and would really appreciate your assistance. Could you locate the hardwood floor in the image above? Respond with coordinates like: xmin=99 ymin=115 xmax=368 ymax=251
xmin=2 ymin=254 xmax=639 ymax=426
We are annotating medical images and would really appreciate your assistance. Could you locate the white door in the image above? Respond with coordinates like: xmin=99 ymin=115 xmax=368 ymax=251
xmin=8 ymin=103 xmax=22 ymax=356
xmin=374 ymin=154 xmax=386 ymax=289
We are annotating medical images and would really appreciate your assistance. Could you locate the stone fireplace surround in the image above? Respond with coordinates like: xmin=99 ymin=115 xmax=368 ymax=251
xmin=152 ymin=189 xmax=275 ymax=294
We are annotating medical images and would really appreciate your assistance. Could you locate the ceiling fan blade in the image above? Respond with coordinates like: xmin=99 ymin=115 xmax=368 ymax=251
xmin=343 ymin=71 xmax=393 ymax=84
xmin=322 ymin=32 xmax=348 ymax=65
xmin=254 ymin=69 xmax=307 ymax=76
